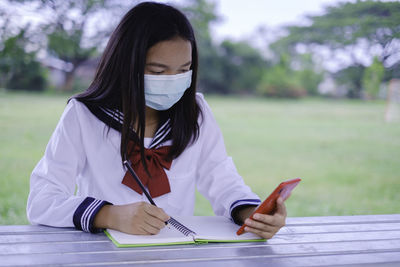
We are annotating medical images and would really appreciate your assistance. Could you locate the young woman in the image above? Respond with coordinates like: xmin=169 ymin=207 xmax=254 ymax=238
xmin=27 ymin=2 xmax=286 ymax=239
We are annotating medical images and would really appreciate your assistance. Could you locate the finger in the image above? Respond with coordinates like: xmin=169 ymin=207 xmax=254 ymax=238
xmin=276 ymin=197 xmax=287 ymax=216
xmin=143 ymin=204 xmax=170 ymax=222
xmin=244 ymin=218 xmax=272 ymax=231
xmin=144 ymin=215 xmax=167 ymax=230
xmin=139 ymin=221 xmax=161 ymax=235
xmin=253 ymin=212 xmax=286 ymax=229
xmin=134 ymin=225 xmax=151 ymax=235
xmin=252 ymin=213 xmax=277 ymax=226
xmin=244 ymin=226 xmax=274 ymax=239
xmin=142 ymin=205 xmax=169 ymax=228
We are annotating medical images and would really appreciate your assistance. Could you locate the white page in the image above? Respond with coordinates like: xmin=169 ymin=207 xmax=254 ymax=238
xmin=175 ymin=216 xmax=263 ymax=241
xmin=106 ymin=224 xmax=193 ymax=245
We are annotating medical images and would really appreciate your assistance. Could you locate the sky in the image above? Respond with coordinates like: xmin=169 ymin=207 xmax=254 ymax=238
xmin=203 ymin=0 xmax=348 ymax=42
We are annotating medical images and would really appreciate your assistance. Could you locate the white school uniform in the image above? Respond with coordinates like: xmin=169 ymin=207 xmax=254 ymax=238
xmin=27 ymin=93 xmax=261 ymax=232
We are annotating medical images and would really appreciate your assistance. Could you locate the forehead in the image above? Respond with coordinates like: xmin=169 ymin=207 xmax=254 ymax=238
xmin=146 ymin=37 xmax=192 ymax=65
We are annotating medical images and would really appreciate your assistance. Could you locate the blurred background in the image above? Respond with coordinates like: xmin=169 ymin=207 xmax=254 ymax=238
xmin=0 ymin=0 xmax=399 ymax=224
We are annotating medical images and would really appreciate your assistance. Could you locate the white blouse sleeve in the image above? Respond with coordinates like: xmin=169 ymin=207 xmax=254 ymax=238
xmin=26 ymin=100 xmax=110 ymax=232
xmin=195 ymin=94 xmax=261 ymax=220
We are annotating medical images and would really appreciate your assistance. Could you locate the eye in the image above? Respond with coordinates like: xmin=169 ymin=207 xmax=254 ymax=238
xmin=150 ymin=70 xmax=164 ymax=75
xmin=180 ymin=69 xmax=190 ymax=73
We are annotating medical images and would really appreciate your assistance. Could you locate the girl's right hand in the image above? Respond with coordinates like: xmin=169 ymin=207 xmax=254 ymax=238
xmin=94 ymin=202 xmax=170 ymax=235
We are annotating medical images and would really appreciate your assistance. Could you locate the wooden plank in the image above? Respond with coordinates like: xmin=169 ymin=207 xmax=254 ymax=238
xmin=2 ymin=221 xmax=398 ymax=245
xmin=1 ymin=230 xmax=399 ymax=255
xmin=271 ymin=230 xmax=400 ymax=244
xmin=2 ymin=249 xmax=400 ymax=266
xmin=0 ymin=232 xmax=108 ymax=244
xmin=86 ymin=252 xmax=400 ymax=267
xmin=0 ymin=225 xmax=78 ymax=234
xmin=278 ymin=222 xmax=400 ymax=235
xmin=1 ymin=238 xmax=399 ymax=266
xmin=0 ymin=241 xmax=113 ymax=255
xmin=286 ymin=214 xmax=400 ymax=225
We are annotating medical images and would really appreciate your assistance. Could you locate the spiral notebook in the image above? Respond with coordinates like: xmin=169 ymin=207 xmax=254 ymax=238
xmin=105 ymin=216 xmax=266 ymax=247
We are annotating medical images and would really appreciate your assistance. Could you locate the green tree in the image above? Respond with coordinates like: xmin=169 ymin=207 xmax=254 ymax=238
xmin=294 ymin=53 xmax=324 ymax=96
xmin=271 ymin=0 xmax=400 ymax=97
xmin=0 ymin=30 xmax=47 ymax=91
xmin=384 ymin=62 xmax=400 ymax=82
xmin=1 ymin=0 xmax=131 ymax=91
xmin=333 ymin=65 xmax=365 ymax=98
xmin=257 ymin=54 xmax=307 ymax=98
xmin=182 ymin=0 xmax=271 ymax=94
xmin=219 ymin=40 xmax=268 ymax=94
xmin=181 ymin=0 xmax=226 ymax=93
xmin=362 ymin=57 xmax=385 ymax=99
xmin=42 ymin=0 xmax=130 ymax=91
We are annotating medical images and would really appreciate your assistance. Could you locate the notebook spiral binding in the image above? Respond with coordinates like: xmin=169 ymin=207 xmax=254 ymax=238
xmin=167 ymin=217 xmax=196 ymax=236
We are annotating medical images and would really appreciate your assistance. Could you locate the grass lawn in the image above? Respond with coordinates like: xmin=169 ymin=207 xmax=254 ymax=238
xmin=1 ymin=90 xmax=399 ymax=225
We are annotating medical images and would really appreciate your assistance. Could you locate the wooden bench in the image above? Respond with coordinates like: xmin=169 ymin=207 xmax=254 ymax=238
xmin=1 ymin=214 xmax=400 ymax=266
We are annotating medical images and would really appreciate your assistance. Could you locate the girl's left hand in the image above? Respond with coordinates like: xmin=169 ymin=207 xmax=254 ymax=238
xmin=242 ymin=197 xmax=287 ymax=239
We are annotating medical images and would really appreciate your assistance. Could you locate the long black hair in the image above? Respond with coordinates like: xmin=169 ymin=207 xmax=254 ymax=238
xmin=72 ymin=2 xmax=201 ymax=165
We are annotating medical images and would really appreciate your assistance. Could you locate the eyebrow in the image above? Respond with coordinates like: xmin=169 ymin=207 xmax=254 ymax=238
xmin=146 ymin=61 xmax=192 ymax=68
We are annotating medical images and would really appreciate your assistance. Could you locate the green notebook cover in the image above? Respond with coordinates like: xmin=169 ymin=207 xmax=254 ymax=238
xmin=105 ymin=216 xmax=266 ymax=248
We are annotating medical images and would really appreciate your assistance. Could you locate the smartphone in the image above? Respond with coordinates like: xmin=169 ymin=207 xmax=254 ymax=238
xmin=236 ymin=178 xmax=301 ymax=235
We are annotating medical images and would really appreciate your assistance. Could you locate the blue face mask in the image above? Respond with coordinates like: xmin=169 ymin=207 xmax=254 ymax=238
xmin=144 ymin=70 xmax=193 ymax=110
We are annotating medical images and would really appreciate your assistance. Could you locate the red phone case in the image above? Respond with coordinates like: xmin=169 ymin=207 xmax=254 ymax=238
xmin=236 ymin=178 xmax=301 ymax=235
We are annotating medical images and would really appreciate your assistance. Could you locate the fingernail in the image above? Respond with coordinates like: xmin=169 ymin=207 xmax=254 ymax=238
xmin=253 ymin=214 xmax=260 ymax=220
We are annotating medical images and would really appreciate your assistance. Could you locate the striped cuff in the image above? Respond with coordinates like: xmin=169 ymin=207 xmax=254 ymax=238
xmin=230 ymin=199 xmax=261 ymax=225
xmin=73 ymin=197 xmax=112 ymax=233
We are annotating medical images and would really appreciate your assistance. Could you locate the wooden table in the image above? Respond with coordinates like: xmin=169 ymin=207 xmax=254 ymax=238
xmin=1 ymin=214 xmax=400 ymax=266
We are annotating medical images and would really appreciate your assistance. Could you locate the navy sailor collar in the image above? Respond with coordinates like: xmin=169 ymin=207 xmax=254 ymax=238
xmin=82 ymin=102 xmax=171 ymax=149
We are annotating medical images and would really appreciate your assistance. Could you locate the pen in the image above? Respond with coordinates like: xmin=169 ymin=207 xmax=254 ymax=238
xmin=123 ymin=160 xmax=197 ymax=236
xmin=123 ymin=160 xmax=156 ymax=206
xmin=123 ymin=160 xmax=167 ymax=225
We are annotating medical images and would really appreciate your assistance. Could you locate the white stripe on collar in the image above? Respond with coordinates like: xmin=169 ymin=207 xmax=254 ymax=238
xmin=150 ymin=119 xmax=171 ymax=148
xmin=100 ymin=107 xmax=171 ymax=148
